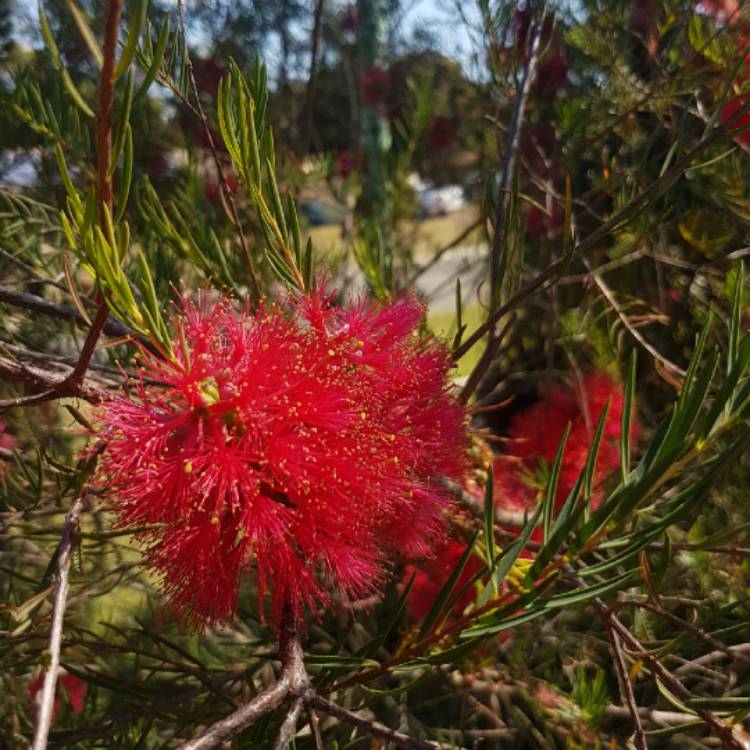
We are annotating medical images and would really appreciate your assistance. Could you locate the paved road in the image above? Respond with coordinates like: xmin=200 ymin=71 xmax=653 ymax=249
xmin=413 ymin=243 xmax=488 ymax=313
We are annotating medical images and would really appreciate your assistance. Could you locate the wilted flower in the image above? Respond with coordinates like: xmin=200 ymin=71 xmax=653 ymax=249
xmin=96 ymin=290 xmax=467 ymax=627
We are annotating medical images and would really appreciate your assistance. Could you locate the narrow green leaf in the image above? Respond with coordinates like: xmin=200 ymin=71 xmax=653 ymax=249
xmin=483 ymin=466 xmax=495 ymax=578
xmin=418 ymin=533 xmax=478 ymax=639
xmin=451 ymin=278 xmax=465 ymax=350
xmin=133 ymin=17 xmax=170 ymax=106
xmin=114 ymin=0 xmax=148 ymax=79
xmin=287 ymin=193 xmax=302 ymax=265
xmin=303 ymin=236 xmax=314 ymax=290
xmin=728 ymin=262 xmax=744 ymax=375
xmin=620 ymin=350 xmax=637 ymax=481
xmin=111 ymin=70 xmax=135 ymax=176
xmin=478 ymin=501 xmax=543 ymax=608
xmin=265 ymin=159 xmax=288 ymax=244
xmin=115 ymin=123 xmax=133 ymax=222
xmin=61 ymin=68 xmax=94 ymax=118
xmin=582 ymin=399 xmax=610 ymax=506
xmin=544 ymin=422 xmax=570 ymax=542
xmin=361 ymin=669 xmax=431 ymax=697
xmin=65 ymin=0 xmax=103 ymax=67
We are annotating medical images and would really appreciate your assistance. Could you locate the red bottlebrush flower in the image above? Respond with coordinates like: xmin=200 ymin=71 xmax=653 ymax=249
xmin=30 ymin=672 xmax=87 ymax=720
xmin=494 ymin=372 xmax=636 ymax=517
xmin=722 ymin=94 xmax=750 ymax=145
xmin=361 ymin=67 xmax=390 ymax=106
xmin=428 ymin=116 xmax=455 ymax=151
xmin=406 ymin=538 xmax=483 ymax=621
xmin=95 ymin=290 xmax=467 ymax=628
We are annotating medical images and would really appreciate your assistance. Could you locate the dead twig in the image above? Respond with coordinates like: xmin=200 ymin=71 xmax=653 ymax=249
xmin=30 ymin=494 xmax=84 ymax=750
xmin=306 ymin=694 xmax=440 ymax=750
xmin=602 ymin=612 xmax=648 ymax=750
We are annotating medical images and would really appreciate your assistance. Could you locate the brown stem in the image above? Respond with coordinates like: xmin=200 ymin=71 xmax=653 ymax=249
xmin=0 ymin=344 xmax=107 ymax=409
xmin=0 ymin=284 xmax=136 ymax=339
xmin=296 ymin=0 xmax=325 ymax=156
xmin=175 ymin=604 xmax=304 ymax=750
xmin=7 ymin=0 xmax=124 ymax=412
xmin=306 ymin=704 xmax=325 ymax=750
xmin=272 ymin=697 xmax=303 ymax=750
xmin=602 ymin=614 xmax=648 ymax=750
xmin=462 ymin=11 xmax=542 ymax=400
xmin=177 ymin=679 xmax=291 ymax=750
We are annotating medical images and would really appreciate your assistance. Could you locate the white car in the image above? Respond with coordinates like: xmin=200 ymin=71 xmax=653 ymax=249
xmin=418 ymin=184 xmax=465 ymax=217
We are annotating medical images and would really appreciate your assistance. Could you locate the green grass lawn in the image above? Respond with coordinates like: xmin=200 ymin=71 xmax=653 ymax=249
xmin=428 ymin=301 xmax=485 ymax=380
xmin=305 ymin=206 xmax=483 ymax=259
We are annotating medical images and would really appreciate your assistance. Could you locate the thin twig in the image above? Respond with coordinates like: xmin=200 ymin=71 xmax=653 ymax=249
xmin=0 ymin=284 xmax=136 ymax=339
xmin=602 ymin=614 xmax=648 ymax=750
xmin=441 ymin=477 xmax=533 ymax=529
xmin=7 ymin=0 xmax=123 ymax=411
xmin=178 ymin=679 xmax=290 ymax=750
xmin=628 ymin=600 xmax=750 ymax=667
xmin=592 ymin=598 xmax=745 ymax=750
xmin=30 ymin=494 xmax=84 ymax=750
xmin=460 ymin=313 xmax=515 ymax=403
xmin=586 ymin=259 xmax=686 ymax=378
xmin=272 ymin=697 xmax=303 ymax=750
xmin=306 ymin=704 xmax=325 ymax=750
xmin=0 ymin=351 xmax=106 ymax=408
xmin=453 ymin=93 xmax=750 ymax=362
xmin=307 ymin=693 xmax=441 ymax=750
xmin=176 ymin=0 xmax=262 ymax=301
xmin=464 ymin=10 xmax=542 ymax=394
xmin=176 ymin=605 xmax=306 ymax=750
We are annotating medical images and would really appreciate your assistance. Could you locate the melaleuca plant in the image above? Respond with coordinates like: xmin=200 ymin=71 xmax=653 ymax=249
xmin=1 ymin=1 xmax=750 ymax=748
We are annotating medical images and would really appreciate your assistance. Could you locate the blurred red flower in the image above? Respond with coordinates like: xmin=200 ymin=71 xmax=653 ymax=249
xmin=95 ymin=290 xmax=467 ymax=627
xmin=407 ymin=538 xmax=483 ymax=621
xmin=361 ymin=67 xmax=390 ymax=106
xmin=204 ymin=173 xmax=238 ymax=206
xmin=336 ymin=150 xmax=353 ymax=178
xmin=30 ymin=672 xmax=87 ymax=720
xmin=0 ymin=420 xmax=16 ymax=477
xmin=722 ymin=93 xmax=750 ymax=146
xmin=429 ymin=116 xmax=455 ymax=151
